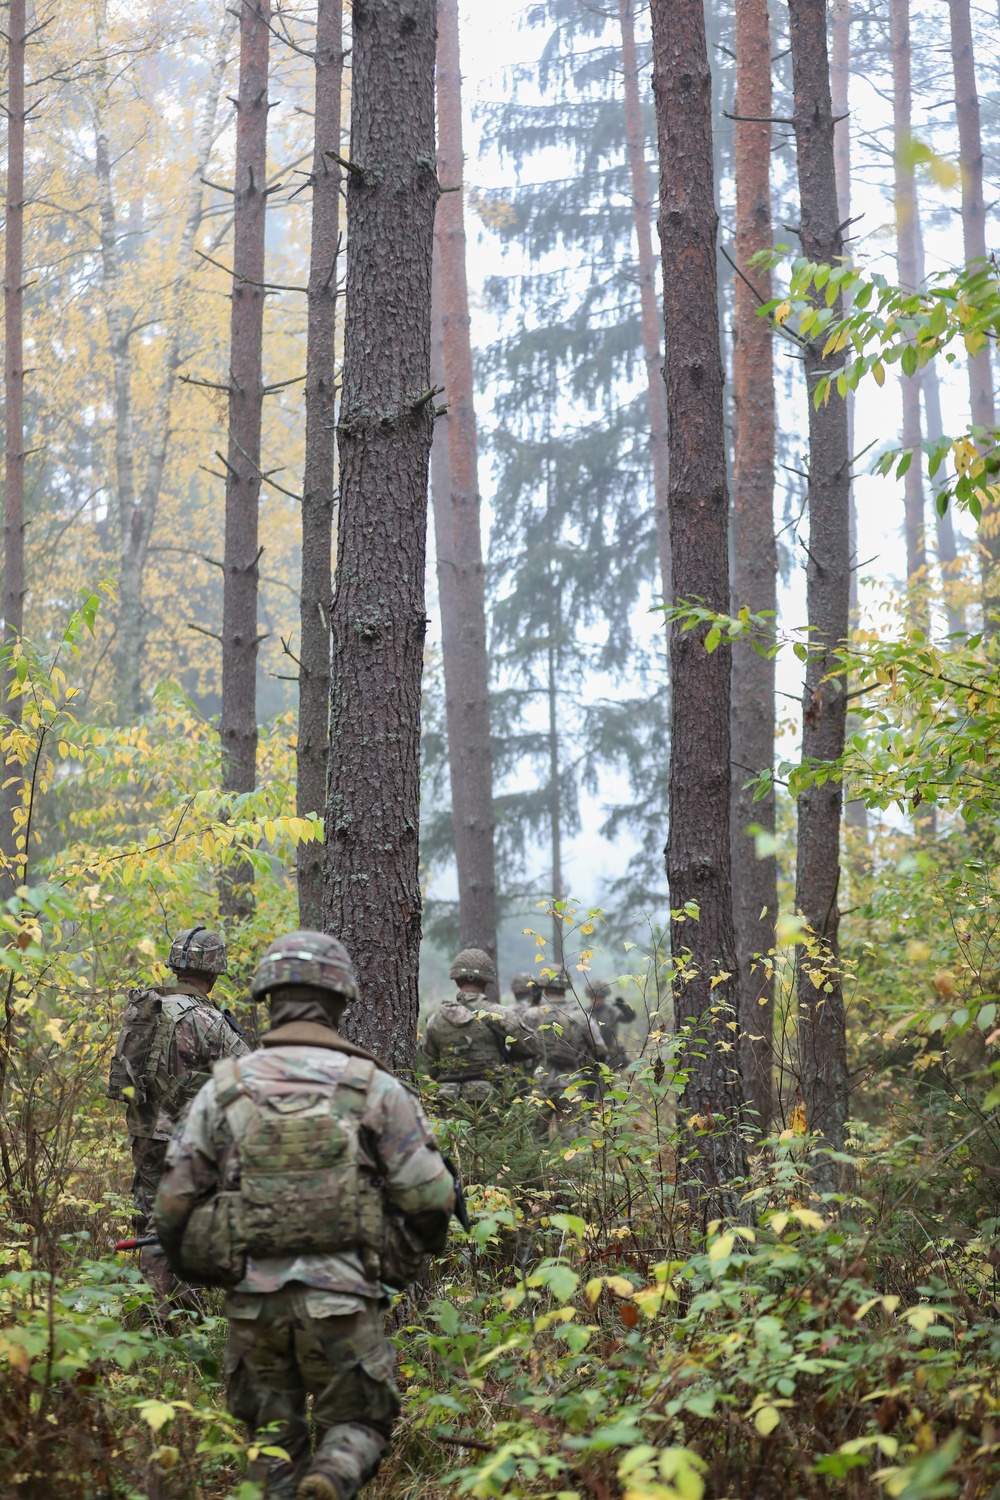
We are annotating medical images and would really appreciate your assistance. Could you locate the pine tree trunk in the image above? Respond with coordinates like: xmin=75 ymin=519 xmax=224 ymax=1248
xmin=920 ymin=350 xmax=965 ymax=636
xmin=947 ymin=0 xmax=997 ymax=597
xmin=221 ymin=0 xmax=270 ymax=917
xmin=434 ymin=0 xmax=498 ymax=963
xmin=889 ymin=0 xmax=926 ymax=609
xmin=649 ymin=0 xmax=745 ymax=1219
xmin=617 ymin=0 xmax=671 ymax=604
xmin=730 ymin=0 xmax=776 ymax=1133
xmin=325 ymin=0 xmax=438 ymax=1075
xmin=789 ymin=0 xmax=852 ymax=1182
xmin=297 ymin=0 xmax=343 ymax=928
xmin=2 ymin=0 xmax=25 ymax=891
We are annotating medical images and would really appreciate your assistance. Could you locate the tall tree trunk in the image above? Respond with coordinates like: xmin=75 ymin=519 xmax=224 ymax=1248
xmin=297 ymin=0 xmax=343 ymax=927
xmin=730 ymin=0 xmax=776 ymax=1132
xmin=2 ymin=0 xmax=25 ymax=891
xmin=220 ymin=0 xmax=270 ymax=917
xmin=547 ymin=628 xmax=564 ymax=969
xmin=830 ymin=0 xmax=859 ymax=622
xmin=650 ymin=0 xmax=745 ymax=1219
xmin=617 ymin=0 xmax=671 ymax=603
xmin=434 ymin=0 xmax=498 ymax=963
xmin=789 ymin=0 xmax=852 ymax=1183
xmin=325 ymin=0 xmax=438 ymax=1075
xmin=947 ymin=0 xmax=997 ymax=601
xmin=830 ymin=0 xmax=867 ymax=843
xmin=889 ymin=0 xmax=926 ymax=611
xmin=920 ymin=352 xmax=965 ymax=637
xmin=94 ymin=4 xmax=236 ymax=721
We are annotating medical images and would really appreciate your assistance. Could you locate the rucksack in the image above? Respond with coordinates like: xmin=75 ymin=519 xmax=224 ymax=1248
xmin=107 ymin=989 xmax=163 ymax=1104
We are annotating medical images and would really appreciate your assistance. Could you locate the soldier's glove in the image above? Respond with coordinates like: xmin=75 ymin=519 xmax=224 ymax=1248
xmin=403 ymin=1207 xmax=451 ymax=1255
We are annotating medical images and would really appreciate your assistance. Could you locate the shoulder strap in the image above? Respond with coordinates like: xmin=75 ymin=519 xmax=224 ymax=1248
xmin=213 ymin=1055 xmax=244 ymax=1108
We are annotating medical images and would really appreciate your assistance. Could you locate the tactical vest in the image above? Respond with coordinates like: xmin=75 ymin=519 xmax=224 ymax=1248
xmin=213 ymin=1051 xmax=383 ymax=1264
xmin=108 ymin=987 xmax=209 ymax=1113
xmin=426 ymin=998 xmax=506 ymax=1083
xmin=526 ymin=1001 xmax=593 ymax=1070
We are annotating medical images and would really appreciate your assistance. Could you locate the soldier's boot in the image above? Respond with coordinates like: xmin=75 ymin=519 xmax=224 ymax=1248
xmin=297 ymin=1475 xmax=343 ymax=1500
xmin=304 ymin=1421 xmax=387 ymax=1500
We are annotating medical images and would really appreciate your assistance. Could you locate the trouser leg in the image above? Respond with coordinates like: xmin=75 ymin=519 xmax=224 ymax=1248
xmin=296 ymin=1299 xmax=400 ymax=1500
xmin=130 ymin=1136 xmax=203 ymax=1319
xmin=225 ymin=1290 xmax=311 ymax=1500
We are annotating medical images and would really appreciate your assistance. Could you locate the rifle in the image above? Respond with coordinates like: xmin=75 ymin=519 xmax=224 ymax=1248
xmin=443 ymin=1154 xmax=471 ymax=1233
xmin=115 ymin=1235 xmax=159 ymax=1251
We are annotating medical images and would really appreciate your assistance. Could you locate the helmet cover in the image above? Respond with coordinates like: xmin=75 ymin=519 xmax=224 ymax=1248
xmin=169 ymin=925 xmax=227 ymax=975
xmin=251 ymin=930 xmax=359 ymax=1004
xmin=449 ymin=947 xmax=497 ymax=985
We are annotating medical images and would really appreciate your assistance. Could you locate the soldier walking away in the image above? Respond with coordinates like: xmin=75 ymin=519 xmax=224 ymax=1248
xmin=153 ymin=930 xmax=456 ymax=1500
xmin=586 ymin=980 xmax=636 ymax=1070
xmin=519 ymin=967 xmax=608 ymax=1132
xmin=423 ymin=948 xmax=538 ymax=1104
xmin=509 ymin=972 xmax=536 ymax=1005
xmin=107 ymin=924 xmax=248 ymax=1312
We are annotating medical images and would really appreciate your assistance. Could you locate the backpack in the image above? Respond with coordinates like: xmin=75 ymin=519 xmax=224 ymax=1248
xmin=179 ymin=1050 xmax=383 ymax=1284
xmin=107 ymin=989 xmax=163 ymax=1104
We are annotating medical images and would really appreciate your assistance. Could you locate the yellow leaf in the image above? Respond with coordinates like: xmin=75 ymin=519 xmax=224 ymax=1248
xmin=774 ymin=300 xmax=791 ymax=326
xmin=769 ymin=1213 xmax=789 ymax=1236
xmin=708 ymin=1231 xmax=735 ymax=1264
xmin=808 ymin=967 xmax=824 ymax=990
xmin=903 ymin=1306 xmax=936 ymax=1332
xmin=791 ymin=1208 xmax=826 ymax=1231
xmin=872 ymin=361 xmax=885 ymax=387
xmin=790 ymin=1101 xmax=808 ymax=1135
xmin=755 ymin=1405 xmax=781 ymax=1437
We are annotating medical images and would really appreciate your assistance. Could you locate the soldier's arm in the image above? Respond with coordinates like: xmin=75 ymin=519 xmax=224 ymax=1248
xmin=153 ymin=1084 xmax=225 ymax=1259
xmin=421 ymin=1018 xmax=442 ymax=1074
xmin=587 ymin=1016 xmax=609 ymax=1059
xmin=502 ymin=1011 xmax=540 ymax=1062
xmin=366 ymin=1074 xmax=455 ymax=1248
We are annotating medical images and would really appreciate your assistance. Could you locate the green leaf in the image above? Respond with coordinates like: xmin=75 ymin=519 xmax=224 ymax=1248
xmin=704 ymin=626 xmax=721 ymax=654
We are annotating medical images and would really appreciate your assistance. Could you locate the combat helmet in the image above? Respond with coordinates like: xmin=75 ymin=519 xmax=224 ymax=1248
xmin=540 ymin=965 xmax=570 ymax=993
xmin=449 ymin=947 xmax=497 ymax=986
xmin=169 ymin=925 xmax=227 ymax=975
xmin=510 ymin=972 xmax=535 ymax=1000
xmin=251 ymin=930 xmax=359 ymax=1004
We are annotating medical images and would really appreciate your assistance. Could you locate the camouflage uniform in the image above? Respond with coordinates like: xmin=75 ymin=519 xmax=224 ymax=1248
xmin=424 ymin=991 xmax=538 ymax=1102
xmin=154 ymin=931 xmax=454 ymax=1500
xmin=108 ymin=926 xmax=248 ymax=1303
xmin=423 ymin=949 xmax=538 ymax=1104
xmin=519 ymin=974 xmax=608 ymax=1130
xmin=589 ymin=987 xmax=636 ymax=1071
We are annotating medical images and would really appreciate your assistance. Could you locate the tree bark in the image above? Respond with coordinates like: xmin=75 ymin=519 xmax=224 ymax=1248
xmin=889 ymin=0 xmax=926 ymax=611
xmin=93 ymin=3 xmax=237 ymax=721
xmin=325 ymin=0 xmax=438 ymax=1075
xmin=789 ymin=0 xmax=852 ymax=1182
xmin=730 ymin=0 xmax=776 ymax=1132
xmin=434 ymin=0 xmax=498 ymax=964
xmin=829 ymin=0 xmax=859 ymax=624
xmin=947 ymin=0 xmax=997 ymax=597
xmin=297 ymin=0 xmax=344 ymax=928
xmin=221 ymin=0 xmax=270 ymax=917
xmin=920 ymin=354 xmax=965 ymax=637
xmin=2 ymin=0 xmax=25 ymax=890
xmin=649 ymin=0 xmax=745 ymax=1219
xmin=617 ymin=0 xmax=671 ymax=604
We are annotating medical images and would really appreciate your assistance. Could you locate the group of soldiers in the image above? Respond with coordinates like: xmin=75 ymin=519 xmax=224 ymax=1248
xmin=423 ymin=947 xmax=635 ymax=1126
xmin=109 ymin=926 xmax=634 ymax=1500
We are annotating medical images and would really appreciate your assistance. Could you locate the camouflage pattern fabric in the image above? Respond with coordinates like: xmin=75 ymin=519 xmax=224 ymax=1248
xmin=224 ymin=1284 xmax=398 ymax=1500
xmin=590 ymin=994 xmax=636 ymax=1069
xmin=423 ymin=987 xmax=538 ymax=1086
xmin=517 ymin=996 xmax=608 ymax=1131
xmin=118 ymin=984 xmax=250 ymax=1141
xmin=154 ymin=1042 xmax=454 ymax=1297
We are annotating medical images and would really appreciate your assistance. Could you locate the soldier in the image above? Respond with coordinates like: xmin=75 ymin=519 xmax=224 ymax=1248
xmin=520 ymin=967 xmax=608 ymax=1130
xmin=107 ymin=923 xmax=248 ymax=1308
xmin=509 ymin=972 xmax=536 ymax=1005
xmin=587 ymin=980 xmax=636 ymax=1070
xmin=423 ymin=948 xmax=538 ymax=1104
xmin=153 ymin=930 xmax=455 ymax=1500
